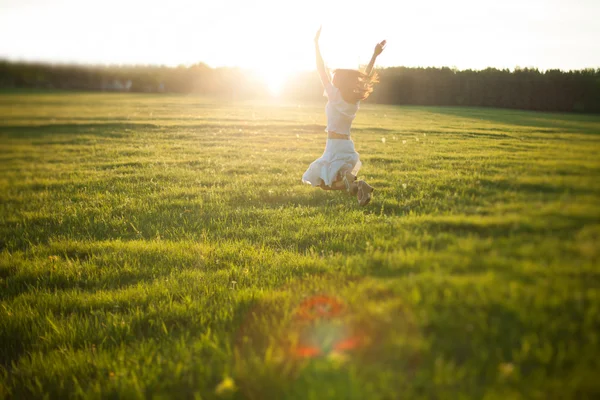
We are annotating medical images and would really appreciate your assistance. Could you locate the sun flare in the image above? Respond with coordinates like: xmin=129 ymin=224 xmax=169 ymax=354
xmin=259 ymin=69 xmax=290 ymax=97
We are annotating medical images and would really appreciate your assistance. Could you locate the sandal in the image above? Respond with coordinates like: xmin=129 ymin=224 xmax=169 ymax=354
xmin=356 ymin=180 xmax=374 ymax=206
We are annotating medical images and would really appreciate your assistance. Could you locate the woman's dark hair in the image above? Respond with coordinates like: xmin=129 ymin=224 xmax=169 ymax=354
xmin=332 ymin=69 xmax=379 ymax=103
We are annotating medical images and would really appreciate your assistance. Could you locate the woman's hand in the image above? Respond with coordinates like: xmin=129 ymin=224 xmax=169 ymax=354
xmin=374 ymin=40 xmax=387 ymax=56
xmin=314 ymin=26 xmax=322 ymax=44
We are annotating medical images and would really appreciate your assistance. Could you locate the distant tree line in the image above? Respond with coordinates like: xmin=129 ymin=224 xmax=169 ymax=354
xmin=283 ymin=67 xmax=600 ymax=113
xmin=1 ymin=60 xmax=599 ymax=113
xmin=0 ymin=61 xmax=264 ymax=100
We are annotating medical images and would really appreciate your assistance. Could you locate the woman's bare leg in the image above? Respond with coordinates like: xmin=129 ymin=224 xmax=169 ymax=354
xmin=342 ymin=171 xmax=358 ymax=195
xmin=319 ymin=180 xmax=346 ymax=191
xmin=319 ymin=171 xmax=357 ymax=192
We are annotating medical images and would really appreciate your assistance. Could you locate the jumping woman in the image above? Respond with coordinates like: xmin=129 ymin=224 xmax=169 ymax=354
xmin=302 ymin=26 xmax=386 ymax=206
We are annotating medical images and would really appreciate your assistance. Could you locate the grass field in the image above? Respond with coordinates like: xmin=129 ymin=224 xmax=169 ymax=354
xmin=1 ymin=92 xmax=600 ymax=399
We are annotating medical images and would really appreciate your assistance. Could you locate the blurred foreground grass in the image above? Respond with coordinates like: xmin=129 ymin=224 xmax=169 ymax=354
xmin=1 ymin=93 xmax=599 ymax=399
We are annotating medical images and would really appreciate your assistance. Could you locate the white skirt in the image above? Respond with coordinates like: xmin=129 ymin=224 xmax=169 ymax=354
xmin=302 ymin=139 xmax=362 ymax=187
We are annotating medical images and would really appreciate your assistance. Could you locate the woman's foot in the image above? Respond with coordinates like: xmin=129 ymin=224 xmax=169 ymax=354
xmin=356 ymin=180 xmax=374 ymax=206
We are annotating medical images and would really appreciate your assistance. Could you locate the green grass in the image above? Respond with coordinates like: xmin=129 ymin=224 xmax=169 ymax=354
xmin=1 ymin=92 xmax=599 ymax=399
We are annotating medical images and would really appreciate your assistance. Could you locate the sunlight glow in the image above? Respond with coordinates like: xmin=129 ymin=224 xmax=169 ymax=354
xmin=259 ymin=69 xmax=289 ymax=96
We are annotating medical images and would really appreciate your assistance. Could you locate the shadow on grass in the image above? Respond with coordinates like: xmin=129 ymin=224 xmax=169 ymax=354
xmin=426 ymin=107 xmax=600 ymax=135
xmin=0 ymin=120 xmax=396 ymax=141
xmin=479 ymin=178 xmax=600 ymax=196
xmin=0 ymin=122 xmax=303 ymax=141
xmin=0 ymin=123 xmax=157 ymax=138
xmin=462 ymin=131 xmax=525 ymax=140
xmin=0 ymin=267 xmax=166 ymax=303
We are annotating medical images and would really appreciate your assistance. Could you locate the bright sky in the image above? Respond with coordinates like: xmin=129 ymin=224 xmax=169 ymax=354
xmin=1 ymin=0 xmax=599 ymax=89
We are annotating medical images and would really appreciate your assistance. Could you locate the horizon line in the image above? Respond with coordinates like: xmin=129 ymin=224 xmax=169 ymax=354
xmin=1 ymin=57 xmax=599 ymax=74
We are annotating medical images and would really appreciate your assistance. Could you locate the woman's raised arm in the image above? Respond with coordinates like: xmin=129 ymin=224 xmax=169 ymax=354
xmin=364 ymin=40 xmax=387 ymax=77
xmin=314 ymin=26 xmax=331 ymax=87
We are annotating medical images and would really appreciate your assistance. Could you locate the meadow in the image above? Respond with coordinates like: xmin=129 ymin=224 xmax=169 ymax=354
xmin=1 ymin=92 xmax=599 ymax=399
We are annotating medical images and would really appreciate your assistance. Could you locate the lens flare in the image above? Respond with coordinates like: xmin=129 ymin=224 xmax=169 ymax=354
xmin=292 ymin=295 xmax=361 ymax=358
xmin=233 ymin=280 xmax=422 ymax=398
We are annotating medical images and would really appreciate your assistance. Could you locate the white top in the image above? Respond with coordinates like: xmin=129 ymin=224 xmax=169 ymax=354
xmin=324 ymin=82 xmax=359 ymax=135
